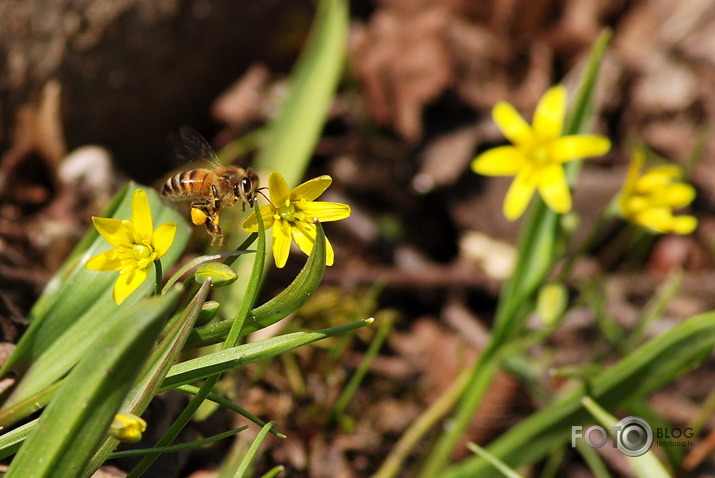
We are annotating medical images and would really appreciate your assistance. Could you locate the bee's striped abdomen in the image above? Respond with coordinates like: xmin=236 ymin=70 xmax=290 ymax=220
xmin=161 ymin=169 xmax=209 ymax=201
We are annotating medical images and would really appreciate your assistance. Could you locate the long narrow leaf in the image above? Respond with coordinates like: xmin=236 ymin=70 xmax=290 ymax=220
xmin=420 ymin=31 xmax=616 ymax=476
xmin=443 ymin=311 xmax=715 ymax=476
xmin=253 ymin=0 xmax=348 ymax=185
xmin=581 ymin=397 xmax=670 ymax=478
xmin=83 ymin=280 xmax=213 ymax=474
xmin=1 ymin=184 xmax=189 ymax=408
xmin=5 ymin=291 xmax=179 ymax=477
xmin=163 ymin=318 xmax=373 ymax=390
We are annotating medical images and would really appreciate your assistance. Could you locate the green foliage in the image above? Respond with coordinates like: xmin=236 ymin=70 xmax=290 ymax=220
xmin=2 ymin=6 xmax=711 ymax=478
xmin=5 ymin=292 xmax=180 ymax=477
xmin=0 ymin=2 xmax=359 ymax=473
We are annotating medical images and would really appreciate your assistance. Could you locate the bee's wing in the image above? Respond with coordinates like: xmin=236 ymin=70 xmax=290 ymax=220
xmin=164 ymin=126 xmax=221 ymax=167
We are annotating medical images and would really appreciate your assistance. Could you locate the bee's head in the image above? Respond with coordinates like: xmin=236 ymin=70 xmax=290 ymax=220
xmin=234 ymin=169 xmax=259 ymax=208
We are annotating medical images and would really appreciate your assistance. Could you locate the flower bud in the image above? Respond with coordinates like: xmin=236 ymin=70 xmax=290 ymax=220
xmin=537 ymin=283 xmax=568 ymax=325
xmin=194 ymin=263 xmax=238 ymax=287
xmin=109 ymin=414 xmax=147 ymax=444
xmin=196 ymin=300 xmax=220 ymax=326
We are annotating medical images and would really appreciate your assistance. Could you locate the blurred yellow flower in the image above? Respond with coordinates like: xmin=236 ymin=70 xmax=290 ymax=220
xmin=109 ymin=413 xmax=147 ymax=444
xmin=472 ymin=85 xmax=611 ymax=220
xmin=242 ymin=172 xmax=351 ymax=268
xmin=85 ymin=189 xmax=177 ymax=304
xmin=618 ymin=149 xmax=697 ymax=234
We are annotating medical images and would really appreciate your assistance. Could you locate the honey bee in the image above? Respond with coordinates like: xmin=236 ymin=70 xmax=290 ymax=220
xmin=161 ymin=126 xmax=259 ymax=245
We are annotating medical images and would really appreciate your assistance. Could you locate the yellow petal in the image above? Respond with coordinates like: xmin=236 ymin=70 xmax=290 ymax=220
xmin=537 ymin=164 xmax=571 ymax=213
xmin=533 ymin=85 xmax=566 ymax=141
xmin=660 ymin=183 xmax=696 ymax=208
xmin=493 ymin=102 xmax=534 ymax=146
xmin=636 ymin=207 xmax=678 ymax=233
xmin=152 ymin=222 xmax=177 ymax=258
xmin=292 ymin=221 xmax=317 ymax=257
xmin=272 ymin=220 xmax=292 ymax=268
xmin=672 ymin=215 xmax=698 ymax=234
xmin=92 ymin=217 xmax=133 ymax=249
xmin=551 ymin=135 xmax=611 ymax=163
xmin=504 ymin=171 xmax=537 ymax=220
xmin=113 ymin=267 xmax=150 ymax=305
xmin=268 ymin=172 xmax=291 ymax=205
xmin=131 ymin=189 xmax=154 ymax=242
xmin=298 ymin=202 xmax=351 ymax=222
xmin=292 ymin=221 xmax=335 ymax=265
xmin=636 ymin=166 xmax=682 ymax=192
xmin=241 ymin=205 xmax=276 ymax=231
xmin=471 ymin=146 xmax=524 ymax=176
xmin=324 ymin=236 xmax=335 ymax=266
xmin=622 ymin=196 xmax=650 ymax=215
xmin=291 ymin=175 xmax=332 ymax=202
xmin=85 ymin=249 xmax=123 ymax=271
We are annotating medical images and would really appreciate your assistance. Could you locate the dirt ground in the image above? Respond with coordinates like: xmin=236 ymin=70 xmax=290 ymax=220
xmin=2 ymin=0 xmax=715 ymax=476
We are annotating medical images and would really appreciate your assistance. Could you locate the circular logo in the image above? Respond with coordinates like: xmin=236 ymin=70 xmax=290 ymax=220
xmin=616 ymin=416 xmax=653 ymax=457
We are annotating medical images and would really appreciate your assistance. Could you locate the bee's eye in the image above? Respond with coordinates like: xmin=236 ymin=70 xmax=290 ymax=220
xmin=241 ymin=177 xmax=253 ymax=195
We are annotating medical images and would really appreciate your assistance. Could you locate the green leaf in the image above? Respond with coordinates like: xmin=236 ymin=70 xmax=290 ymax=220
xmin=174 ymin=384 xmax=286 ymax=438
xmin=465 ymin=443 xmax=522 ymax=478
xmin=162 ymin=318 xmax=373 ymax=391
xmin=186 ymin=221 xmax=327 ymax=348
xmin=232 ymin=422 xmax=275 ymax=478
xmin=254 ymin=0 xmax=348 ymax=186
xmin=0 ymin=420 xmax=35 ymax=460
xmin=123 ymin=211 xmax=267 ymax=478
xmin=419 ymin=31 xmax=613 ymax=477
xmin=4 ymin=291 xmax=179 ymax=478
xmin=83 ymin=281 xmax=213 ymax=474
xmin=581 ymin=397 xmax=670 ymax=478
xmin=442 ymin=310 xmax=715 ymax=476
xmin=0 ymin=184 xmax=190 ymax=410
xmin=108 ymin=426 xmax=248 ymax=459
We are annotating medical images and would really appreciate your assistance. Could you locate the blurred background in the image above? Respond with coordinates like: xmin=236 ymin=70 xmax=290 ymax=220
xmin=2 ymin=0 xmax=715 ymax=476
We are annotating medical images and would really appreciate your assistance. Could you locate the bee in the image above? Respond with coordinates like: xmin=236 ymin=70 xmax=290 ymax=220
xmin=161 ymin=126 xmax=259 ymax=245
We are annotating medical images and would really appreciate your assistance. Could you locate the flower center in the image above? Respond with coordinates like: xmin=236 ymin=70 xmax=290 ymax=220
xmin=530 ymin=145 xmax=551 ymax=166
xmin=132 ymin=244 xmax=153 ymax=261
xmin=277 ymin=201 xmax=296 ymax=222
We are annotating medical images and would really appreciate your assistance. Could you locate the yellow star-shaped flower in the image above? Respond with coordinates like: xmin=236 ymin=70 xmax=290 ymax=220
xmin=85 ymin=189 xmax=177 ymax=304
xmin=242 ymin=172 xmax=351 ymax=268
xmin=618 ymin=149 xmax=697 ymax=234
xmin=472 ymin=85 xmax=611 ymax=220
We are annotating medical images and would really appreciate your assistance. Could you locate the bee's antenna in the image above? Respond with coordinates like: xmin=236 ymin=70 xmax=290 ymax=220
xmin=257 ymin=187 xmax=273 ymax=206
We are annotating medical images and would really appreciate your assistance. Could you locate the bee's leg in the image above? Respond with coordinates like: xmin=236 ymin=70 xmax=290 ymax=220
xmin=211 ymin=184 xmax=221 ymax=209
xmin=190 ymin=203 xmax=223 ymax=246
xmin=206 ymin=211 xmax=223 ymax=246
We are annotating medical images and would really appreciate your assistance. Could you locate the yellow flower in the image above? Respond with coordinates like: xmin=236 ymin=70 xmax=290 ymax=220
xmin=472 ymin=85 xmax=611 ymax=220
xmin=618 ymin=149 xmax=697 ymax=234
xmin=242 ymin=172 xmax=351 ymax=268
xmin=85 ymin=189 xmax=177 ymax=304
xmin=109 ymin=413 xmax=147 ymax=444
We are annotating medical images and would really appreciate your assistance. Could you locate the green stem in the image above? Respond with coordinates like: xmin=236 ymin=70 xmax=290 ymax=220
xmin=161 ymin=250 xmax=253 ymax=295
xmin=153 ymin=260 xmax=163 ymax=297
xmin=126 ymin=206 xmax=266 ymax=478
xmin=224 ymin=211 xmax=265 ymax=348
xmin=111 ymin=426 xmax=248 ymax=459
